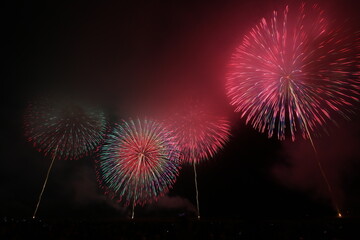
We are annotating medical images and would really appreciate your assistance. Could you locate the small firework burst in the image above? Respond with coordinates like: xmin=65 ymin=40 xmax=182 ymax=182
xmin=97 ymin=118 xmax=181 ymax=207
xmin=25 ymin=98 xmax=107 ymax=160
xmin=167 ymin=102 xmax=231 ymax=164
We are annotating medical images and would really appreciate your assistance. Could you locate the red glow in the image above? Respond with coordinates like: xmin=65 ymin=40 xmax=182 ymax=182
xmin=166 ymin=100 xmax=231 ymax=164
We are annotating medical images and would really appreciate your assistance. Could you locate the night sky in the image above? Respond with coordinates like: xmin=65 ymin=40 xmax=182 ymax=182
xmin=4 ymin=0 xmax=360 ymax=220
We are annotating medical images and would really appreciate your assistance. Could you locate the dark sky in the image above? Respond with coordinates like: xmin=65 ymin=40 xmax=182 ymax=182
xmin=4 ymin=0 xmax=360 ymax=219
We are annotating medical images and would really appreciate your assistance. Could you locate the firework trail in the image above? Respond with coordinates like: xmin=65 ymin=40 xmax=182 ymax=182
xmin=227 ymin=3 xmax=360 ymax=217
xmin=25 ymin=98 xmax=106 ymax=218
xmin=97 ymin=118 xmax=181 ymax=219
xmin=167 ymin=102 xmax=231 ymax=218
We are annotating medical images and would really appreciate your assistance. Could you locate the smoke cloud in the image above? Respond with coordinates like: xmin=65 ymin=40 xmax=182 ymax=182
xmin=67 ymin=163 xmax=196 ymax=215
xmin=148 ymin=195 xmax=196 ymax=213
xmin=271 ymin=121 xmax=360 ymax=212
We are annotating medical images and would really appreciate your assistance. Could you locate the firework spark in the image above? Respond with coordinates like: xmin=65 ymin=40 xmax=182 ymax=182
xmin=166 ymin=102 xmax=231 ymax=219
xmin=226 ymin=3 xmax=360 ymax=141
xmin=167 ymin=104 xmax=231 ymax=165
xmin=97 ymin=118 xmax=181 ymax=217
xmin=25 ymin=98 xmax=107 ymax=160
xmin=25 ymin=97 xmax=107 ymax=218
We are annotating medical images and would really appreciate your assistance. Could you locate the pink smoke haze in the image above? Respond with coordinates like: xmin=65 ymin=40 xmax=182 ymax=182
xmin=272 ymin=121 xmax=360 ymax=213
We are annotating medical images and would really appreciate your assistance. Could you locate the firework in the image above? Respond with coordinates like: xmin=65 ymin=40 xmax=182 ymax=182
xmin=25 ymin=98 xmax=107 ymax=160
xmin=226 ymin=3 xmax=360 ymax=141
xmin=97 ymin=118 xmax=181 ymax=217
xmin=25 ymin=97 xmax=107 ymax=218
xmin=167 ymin=104 xmax=231 ymax=165
xmin=166 ymin=102 xmax=231 ymax=218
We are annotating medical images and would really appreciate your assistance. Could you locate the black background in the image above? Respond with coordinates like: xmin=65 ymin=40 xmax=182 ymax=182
xmin=4 ymin=0 xmax=360 ymax=220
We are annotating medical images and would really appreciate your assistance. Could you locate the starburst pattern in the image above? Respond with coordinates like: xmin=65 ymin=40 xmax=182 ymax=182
xmin=167 ymin=103 xmax=230 ymax=164
xmin=226 ymin=3 xmax=360 ymax=141
xmin=97 ymin=118 xmax=181 ymax=206
xmin=25 ymin=98 xmax=106 ymax=160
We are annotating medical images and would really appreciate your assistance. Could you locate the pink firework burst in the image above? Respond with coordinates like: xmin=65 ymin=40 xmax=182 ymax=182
xmin=165 ymin=100 xmax=230 ymax=219
xmin=167 ymin=102 xmax=231 ymax=165
xmin=226 ymin=3 xmax=360 ymax=141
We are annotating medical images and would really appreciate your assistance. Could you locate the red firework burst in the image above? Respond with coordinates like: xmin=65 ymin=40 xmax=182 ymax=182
xmin=226 ymin=3 xmax=360 ymax=141
xmin=166 ymin=101 xmax=231 ymax=165
xmin=97 ymin=118 xmax=181 ymax=209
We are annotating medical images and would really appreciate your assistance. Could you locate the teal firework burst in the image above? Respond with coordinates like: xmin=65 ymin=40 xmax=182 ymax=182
xmin=25 ymin=98 xmax=107 ymax=160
